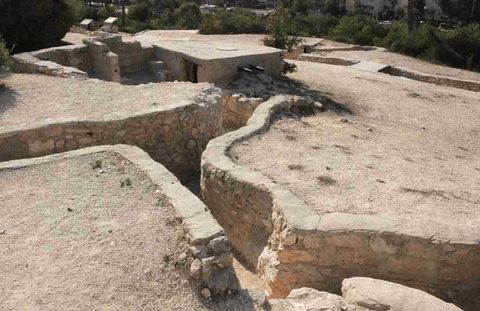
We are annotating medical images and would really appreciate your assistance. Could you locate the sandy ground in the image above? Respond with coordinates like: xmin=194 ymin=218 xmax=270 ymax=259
xmin=0 ymin=151 xmax=208 ymax=310
xmin=231 ymin=60 xmax=480 ymax=226
xmin=0 ymin=74 xmax=212 ymax=131
xmin=315 ymin=49 xmax=480 ymax=82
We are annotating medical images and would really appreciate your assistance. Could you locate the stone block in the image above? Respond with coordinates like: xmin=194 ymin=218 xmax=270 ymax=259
xmin=278 ymin=251 xmax=315 ymax=264
xmin=325 ymin=234 xmax=365 ymax=249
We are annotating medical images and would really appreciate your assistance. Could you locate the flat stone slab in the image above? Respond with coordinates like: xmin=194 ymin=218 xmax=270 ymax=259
xmin=104 ymin=17 xmax=118 ymax=26
xmin=349 ymin=60 xmax=391 ymax=72
xmin=79 ymin=19 xmax=93 ymax=29
xmin=342 ymin=277 xmax=462 ymax=311
xmin=153 ymin=40 xmax=282 ymax=62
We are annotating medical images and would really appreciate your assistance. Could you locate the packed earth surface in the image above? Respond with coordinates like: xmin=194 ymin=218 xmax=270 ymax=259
xmin=231 ymin=60 xmax=480 ymax=226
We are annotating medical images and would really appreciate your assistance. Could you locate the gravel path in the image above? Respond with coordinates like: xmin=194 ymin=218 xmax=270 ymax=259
xmin=231 ymin=60 xmax=480 ymax=226
xmin=316 ymin=49 xmax=480 ymax=82
xmin=0 ymin=74 xmax=211 ymax=131
xmin=0 ymin=151 xmax=207 ymax=310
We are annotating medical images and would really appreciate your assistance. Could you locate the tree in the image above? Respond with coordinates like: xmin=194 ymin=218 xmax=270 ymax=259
xmin=178 ymin=2 xmax=203 ymax=29
xmin=0 ymin=37 xmax=13 ymax=70
xmin=0 ymin=0 xmax=84 ymax=53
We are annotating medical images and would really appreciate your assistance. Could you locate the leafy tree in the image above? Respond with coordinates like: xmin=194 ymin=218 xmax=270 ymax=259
xmin=178 ymin=2 xmax=202 ymax=29
xmin=0 ymin=0 xmax=84 ymax=53
xmin=262 ymin=8 xmax=304 ymax=51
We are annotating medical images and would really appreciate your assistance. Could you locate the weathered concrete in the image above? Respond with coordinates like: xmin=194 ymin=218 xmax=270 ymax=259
xmin=0 ymin=144 xmax=236 ymax=295
xmin=350 ymin=60 xmax=391 ymax=73
xmin=153 ymin=41 xmax=284 ymax=83
xmin=200 ymin=95 xmax=480 ymax=305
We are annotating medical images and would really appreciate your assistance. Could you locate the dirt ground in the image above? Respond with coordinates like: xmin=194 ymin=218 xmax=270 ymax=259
xmin=0 ymin=151 xmax=209 ymax=310
xmin=231 ymin=60 xmax=480 ymax=226
xmin=0 ymin=74 xmax=212 ymax=130
xmin=315 ymin=49 xmax=480 ymax=82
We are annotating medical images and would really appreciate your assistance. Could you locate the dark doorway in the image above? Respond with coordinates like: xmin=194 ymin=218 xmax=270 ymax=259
xmin=184 ymin=60 xmax=198 ymax=83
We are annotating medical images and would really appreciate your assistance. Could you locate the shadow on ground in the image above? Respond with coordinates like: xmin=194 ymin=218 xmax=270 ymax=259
xmin=0 ymin=83 xmax=20 ymax=118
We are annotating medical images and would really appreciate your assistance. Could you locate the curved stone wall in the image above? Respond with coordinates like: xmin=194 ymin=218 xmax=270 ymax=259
xmin=200 ymin=96 xmax=480 ymax=305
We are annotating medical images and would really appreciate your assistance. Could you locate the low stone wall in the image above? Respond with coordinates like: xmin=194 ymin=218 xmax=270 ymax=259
xmin=31 ymin=44 xmax=91 ymax=73
xmin=222 ymin=94 xmax=264 ymax=128
xmin=0 ymin=144 xmax=237 ymax=295
xmin=96 ymin=35 xmax=145 ymax=74
xmin=381 ymin=66 xmax=480 ymax=92
xmin=82 ymin=37 xmax=121 ymax=82
xmin=298 ymin=54 xmax=360 ymax=66
xmin=201 ymin=96 xmax=480 ymax=305
xmin=0 ymin=86 xmax=222 ymax=178
xmin=285 ymin=44 xmax=305 ymax=60
xmin=12 ymin=52 xmax=88 ymax=79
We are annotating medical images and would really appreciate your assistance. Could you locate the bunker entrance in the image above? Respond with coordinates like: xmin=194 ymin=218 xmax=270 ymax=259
xmin=184 ymin=60 xmax=198 ymax=83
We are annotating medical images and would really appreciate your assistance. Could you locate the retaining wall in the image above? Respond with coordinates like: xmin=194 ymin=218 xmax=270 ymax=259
xmin=0 ymin=87 xmax=223 ymax=178
xmin=222 ymin=95 xmax=264 ymax=128
xmin=30 ymin=44 xmax=91 ymax=73
xmin=200 ymin=96 xmax=480 ymax=305
xmin=298 ymin=54 xmax=360 ymax=66
xmin=380 ymin=66 xmax=480 ymax=92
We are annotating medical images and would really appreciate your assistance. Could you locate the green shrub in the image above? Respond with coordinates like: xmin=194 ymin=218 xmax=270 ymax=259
xmin=263 ymin=8 xmax=304 ymax=52
xmin=177 ymin=2 xmax=202 ymax=29
xmin=0 ymin=0 xmax=83 ymax=52
xmin=200 ymin=9 xmax=267 ymax=34
xmin=328 ymin=14 xmax=388 ymax=46
xmin=291 ymin=14 xmax=340 ymax=37
xmin=0 ymin=37 xmax=13 ymax=70
xmin=129 ymin=2 xmax=152 ymax=22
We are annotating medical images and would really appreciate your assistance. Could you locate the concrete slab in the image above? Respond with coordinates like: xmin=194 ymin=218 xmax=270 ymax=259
xmin=153 ymin=40 xmax=281 ymax=62
xmin=104 ymin=17 xmax=118 ymax=27
xmin=350 ymin=60 xmax=391 ymax=72
xmin=79 ymin=19 xmax=93 ymax=29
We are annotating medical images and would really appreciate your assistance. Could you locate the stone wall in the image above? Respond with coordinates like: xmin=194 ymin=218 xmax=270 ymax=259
xmin=96 ymin=36 xmax=145 ymax=74
xmin=298 ymin=54 xmax=360 ymax=66
xmin=381 ymin=66 xmax=480 ymax=92
xmin=201 ymin=96 xmax=480 ymax=305
xmin=12 ymin=52 xmax=88 ymax=79
xmin=31 ymin=44 xmax=91 ymax=73
xmin=82 ymin=37 xmax=121 ymax=82
xmin=0 ymin=87 xmax=223 ymax=178
xmin=222 ymin=95 xmax=264 ymax=128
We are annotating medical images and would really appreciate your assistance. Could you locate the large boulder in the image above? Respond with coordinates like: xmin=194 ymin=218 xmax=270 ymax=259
xmin=342 ymin=277 xmax=463 ymax=311
xmin=269 ymin=287 xmax=348 ymax=311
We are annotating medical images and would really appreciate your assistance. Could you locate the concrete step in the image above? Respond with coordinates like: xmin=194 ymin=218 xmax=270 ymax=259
xmin=349 ymin=61 xmax=391 ymax=73
xmin=148 ymin=60 xmax=167 ymax=73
